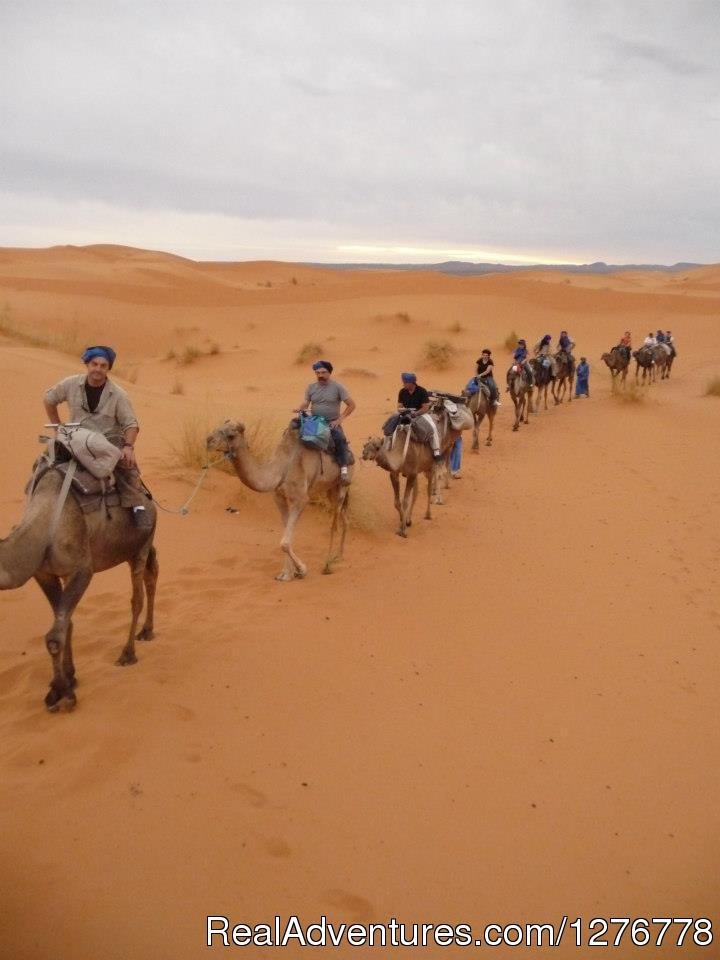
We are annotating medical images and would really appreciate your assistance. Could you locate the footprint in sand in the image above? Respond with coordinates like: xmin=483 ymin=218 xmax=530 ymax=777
xmin=228 ymin=782 xmax=268 ymax=807
xmin=324 ymin=889 xmax=375 ymax=923
xmin=263 ymin=837 xmax=292 ymax=858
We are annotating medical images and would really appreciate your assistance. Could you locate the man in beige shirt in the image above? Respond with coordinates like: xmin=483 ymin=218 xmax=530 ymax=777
xmin=44 ymin=345 xmax=151 ymax=525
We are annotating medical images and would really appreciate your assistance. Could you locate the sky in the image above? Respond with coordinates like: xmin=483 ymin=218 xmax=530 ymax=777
xmin=1 ymin=0 xmax=719 ymax=264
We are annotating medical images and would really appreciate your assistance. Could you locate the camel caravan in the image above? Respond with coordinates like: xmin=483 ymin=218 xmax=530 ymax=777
xmin=1 ymin=328 xmax=678 ymax=710
xmin=602 ymin=329 xmax=677 ymax=386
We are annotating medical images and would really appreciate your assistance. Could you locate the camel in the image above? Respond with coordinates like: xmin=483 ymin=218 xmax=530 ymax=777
xmin=530 ymin=357 xmax=555 ymax=411
xmin=207 ymin=419 xmax=351 ymax=580
xmin=362 ymin=431 xmax=440 ymax=537
xmin=0 ymin=468 xmax=158 ymax=711
xmin=655 ymin=343 xmax=673 ymax=379
xmin=506 ymin=363 xmax=532 ymax=430
xmin=553 ymin=350 xmax=575 ymax=403
xmin=462 ymin=384 xmax=496 ymax=449
xmin=633 ymin=346 xmax=657 ymax=384
xmin=601 ymin=346 xmax=630 ymax=386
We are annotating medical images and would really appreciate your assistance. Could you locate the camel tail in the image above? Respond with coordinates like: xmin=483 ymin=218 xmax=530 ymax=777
xmin=0 ymin=516 xmax=51 ymax=590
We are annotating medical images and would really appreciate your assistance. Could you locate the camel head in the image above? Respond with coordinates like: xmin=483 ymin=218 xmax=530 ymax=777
xmin=207 ymin=420 xmax=246 ymax=455
xmin=362 ymin=437 xmax=383 ymax=461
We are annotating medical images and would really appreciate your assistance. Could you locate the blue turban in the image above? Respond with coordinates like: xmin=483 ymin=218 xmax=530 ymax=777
xmin=541 ymin=334 xmax=551 ymax=345
xmin=401 ymin=372 xmax=417 ymax=382
xmin=82 ymin=345 xmax=116 ymax=368
xmin=312 ymin=360 xmax=333 ymax=372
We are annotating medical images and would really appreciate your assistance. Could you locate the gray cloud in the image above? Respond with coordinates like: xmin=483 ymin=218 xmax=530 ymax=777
xmin=1 ymin=0 xmax=719 ymax=262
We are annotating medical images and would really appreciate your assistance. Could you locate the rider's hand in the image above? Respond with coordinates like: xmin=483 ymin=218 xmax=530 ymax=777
xmin=121 ymin=445 xmax=136 ymax=469
xmin=329 ymin=418 xmax=340 ymax=429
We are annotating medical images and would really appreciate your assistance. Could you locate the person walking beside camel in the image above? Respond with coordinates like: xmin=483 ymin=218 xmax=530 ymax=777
xmin=43 ymin=345 xmax=152 ymax=527
xmin=296 ymin=360 xmax=355 ymax=484
xmin=575 ymin=357 xmax=590 ymax=397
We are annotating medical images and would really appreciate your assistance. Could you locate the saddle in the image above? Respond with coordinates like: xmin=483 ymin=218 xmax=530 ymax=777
xmin=26 ymin=455 xmax=141 ymax=515
xmin=289 ymin=418 xmax=354 ymax=465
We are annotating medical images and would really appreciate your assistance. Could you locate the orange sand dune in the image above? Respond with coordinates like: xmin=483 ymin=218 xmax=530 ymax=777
xmin=1 ymin=247 xmax=719 ymax=960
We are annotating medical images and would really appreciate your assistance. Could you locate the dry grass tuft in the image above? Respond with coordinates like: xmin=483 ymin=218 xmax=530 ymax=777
xmin=208 ymin=341 xmax=221 ymax=355
xmin=447 ymin=320 xmax=464 ymax=334
xmin=395 ymin=311 xmax=411 ymax=323
xmin=504 ymin=329 xmax=519 ymax=352
xmin=167 ymin=414 xmax=282 ymax=477
xmin=310 ymin=483 xmax=383 ymax=532
xmin=704 ymin=375 xmax=720 ymax=397
xmin=612 ymin=381 xmax=645 ymax=404
xmin=339 ymin=367 xmax=378 ymax=379
xmin=420 ymin=339 xmax=457 ymax=370
xmin=165 ymin=347 xmax=177 ymax=361
xmin=178 ymin=345 xmax=203 ymax=366
xmin=0 ymin=302 xmax=83 ymax=355
xmin=295 ymin=341 xmax=324 ymax=364
xmin=170 ymin=379 xmax=185 ymax=396
xmin=113 ymin=365 xmax=138 ymax=384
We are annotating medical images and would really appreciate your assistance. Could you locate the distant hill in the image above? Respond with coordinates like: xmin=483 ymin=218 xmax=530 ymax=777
xmin=316 ymin=260 xmax=703 ymax=276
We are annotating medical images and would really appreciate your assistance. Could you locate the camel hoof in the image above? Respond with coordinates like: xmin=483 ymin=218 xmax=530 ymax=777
xmin=115 ymin=652 xmax=138 ymax=667
xmin=396 ymin=529 xmax=407 ymax=538
xmin=485 ymin=439 xmax=492 ymax=446
xmin=293 ymin=568 xmax=307 ymax=580
xmin=513 ymin=424 xmax=519 ymax=431
xmin=136 ymin=628 xmax=154 ymax=642
xmin=45 ymin=688 xmax=76 ymax=712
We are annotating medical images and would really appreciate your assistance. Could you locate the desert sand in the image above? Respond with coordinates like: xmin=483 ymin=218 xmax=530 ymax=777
xmin=1 ymin=246 xmax=719 ymax=959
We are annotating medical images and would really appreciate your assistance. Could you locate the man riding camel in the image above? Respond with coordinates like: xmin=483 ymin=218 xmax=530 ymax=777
xmin=296 ymin=360 xmax=355 ymax=484
xmin=533 ymin=334 xmax=555 ymax=373
xmin=510 ymin=339 xmax=534 ymax=386
xmin=474 ymin=349 xmax=500 ymax=406
xmin=397 ymin=372 xmax=443 ymax=461
xmin=43 ymin=345 xmax=152 ymax=526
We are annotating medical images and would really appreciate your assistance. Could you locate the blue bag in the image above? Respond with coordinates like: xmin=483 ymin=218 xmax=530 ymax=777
xmin=465 ymin=377 xmax=480 ymax=395
xmin=299 ymin=414 xmax=331 ymax=451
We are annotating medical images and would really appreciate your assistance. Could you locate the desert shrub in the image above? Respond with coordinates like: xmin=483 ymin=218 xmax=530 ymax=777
xmin=447 ymin=320 xmax=464 ymax=334
xmin=178 ymin=345 xmax=203 ymax=366
xmin=165 ymin=347 xmax=177 ymax=361
xmin=295 ymin=341 xmax=324 ymax=364
xmin=170 ymin=379 xmax=184 ymax=395
xmin=113 ymin=365 xmax=138 ymax=384
xmin=421 ymin=339 xmax=456 ymax=370
xmin=339 ymin=368 xmax=378 ymax=379
xmin=612 ymin=381 xmax=644 ymax=404
xmin=0 ymin=302 xmax=82 ymax=354
xmin=396 ymin=311 xmax=411 ymax=323
xmin=208 ymin=341 xmax=221 ymax=355
xmin=704 ymin=375 xmax=720 ymax=397
xmin=168 ymin=414 xmax=281 ymax=475
xmin=504 ymin=329 xmax=519 ymax=352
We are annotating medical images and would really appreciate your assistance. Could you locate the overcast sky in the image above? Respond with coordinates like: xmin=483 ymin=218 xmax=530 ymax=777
xmin=2 ymin=1 xmax=719 ymax=263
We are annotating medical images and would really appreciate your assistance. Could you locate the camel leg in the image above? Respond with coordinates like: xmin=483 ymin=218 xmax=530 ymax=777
xmin=35 ymin=572 xmax=78 ymax=690
xmin=406 ymin=476 xmax=420 ymax=527
xmin=323 ymin=485 xmax=348 ymax=575
xmin=486 ymin=408 xmax=494 ymax=445
xmin=43 ymin=567 xmax=92 ymax=711
xmin=472 ymin=415 xmax=480 ymax=452
xmin=278 ymin=500 xmax=308 ymax=580
xmin=423 ymin=470 xmax=433 ymax=519
xmin=116 ymin=557 xmax=147 ymax=666
xmin=431 ymin=462 xmax=444 ymax=504
xmin=137 ymin=545 xmax=158 ymax=641
xmin=390 ymin=473 xmax=403 ymax=534
xmin=398 ymin=476 xmax=417 ymax=537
